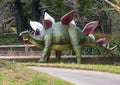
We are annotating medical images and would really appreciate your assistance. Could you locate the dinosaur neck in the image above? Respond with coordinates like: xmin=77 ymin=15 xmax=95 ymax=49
xmin=28 ymin=32 xmax=44 ymax=48
xmin=28 ymin=32 xmax=43 ymax=41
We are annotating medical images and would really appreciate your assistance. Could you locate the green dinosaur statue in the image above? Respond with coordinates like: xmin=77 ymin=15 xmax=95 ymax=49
xmin=19 ymin=10 xmax=113 ymax=63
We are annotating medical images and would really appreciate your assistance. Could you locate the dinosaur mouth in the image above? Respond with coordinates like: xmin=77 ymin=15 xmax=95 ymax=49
xmin=22 ymin=36 xmax=27 ymax=39
xmin=20 ymin=34 xmax=26 ymax=39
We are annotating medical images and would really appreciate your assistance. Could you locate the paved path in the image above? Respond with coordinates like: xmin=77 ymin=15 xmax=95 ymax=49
xmin=28 ymin=66 xmax=120 ymax=85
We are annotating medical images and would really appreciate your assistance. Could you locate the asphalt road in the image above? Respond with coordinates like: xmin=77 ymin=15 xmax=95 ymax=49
xmin=28 ymin=66 xmax=120 ymax=85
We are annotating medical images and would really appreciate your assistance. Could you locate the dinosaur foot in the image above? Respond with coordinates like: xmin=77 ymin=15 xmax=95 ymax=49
xmin=76 ymin=58 xmax=81 ymax=64
xmin=38 ymin=58 xmax=46 ymax=63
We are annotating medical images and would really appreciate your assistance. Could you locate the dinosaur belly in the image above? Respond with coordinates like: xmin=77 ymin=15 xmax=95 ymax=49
xmin=51 ymin=44 xmax=72 ymax=51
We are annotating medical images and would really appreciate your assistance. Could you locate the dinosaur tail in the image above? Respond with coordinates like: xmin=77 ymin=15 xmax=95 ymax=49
xmin=80 ymin=35 xmax=113 ymax=55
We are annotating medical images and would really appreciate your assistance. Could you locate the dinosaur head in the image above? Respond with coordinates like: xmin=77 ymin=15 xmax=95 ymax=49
xmin=19 ymin=30 xmax=30 ymax=39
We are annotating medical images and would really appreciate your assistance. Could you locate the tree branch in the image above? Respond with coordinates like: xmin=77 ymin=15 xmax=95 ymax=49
xmin=104 ymin=0 xmax=120 ymax=13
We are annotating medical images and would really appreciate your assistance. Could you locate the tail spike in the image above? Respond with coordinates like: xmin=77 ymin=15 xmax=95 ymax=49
xmin=110 ymin=45 xmax=118 ymax=51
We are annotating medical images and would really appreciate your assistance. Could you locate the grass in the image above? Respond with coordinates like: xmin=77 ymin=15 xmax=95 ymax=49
xmin=21 ymin=63 xmax=120 ymax=74
xmin=0 ymin=60 xmax=74 ymax=85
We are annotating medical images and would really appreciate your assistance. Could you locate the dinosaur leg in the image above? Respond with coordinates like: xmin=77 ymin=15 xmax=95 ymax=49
xmin=68 ymin=25 xmax=81 ymax=64
xmin=55 ymin=51 xmax=62 ymax=63
xmin=38 ymin=34 xmax=52 ymax=63
xmin=46 ymin=51 xmax=51 ymax=62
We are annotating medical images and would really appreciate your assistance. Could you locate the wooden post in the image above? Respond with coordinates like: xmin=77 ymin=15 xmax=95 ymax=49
xmin=23 ymin=38 xmax=28 ymax=56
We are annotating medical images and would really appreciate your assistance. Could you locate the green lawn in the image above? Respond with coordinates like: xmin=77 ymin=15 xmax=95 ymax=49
xmin=21 ymin=63 xmax=120 ymax=74
xmin=0 ymin=60 xmax=120 ymax=85
xmin=0 ymin=60 xmax=74 ymax=85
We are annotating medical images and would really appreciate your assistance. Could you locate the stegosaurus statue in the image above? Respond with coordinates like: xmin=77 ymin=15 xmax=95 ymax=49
xmin=19 ymin=10 xmax=116 ymax=63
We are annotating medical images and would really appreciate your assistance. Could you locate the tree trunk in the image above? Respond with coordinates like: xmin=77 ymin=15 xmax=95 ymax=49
xmin=31 ymin=0 xmax=41 ymax=21
xmin=14 ymin=0 xmax=25 ymax=40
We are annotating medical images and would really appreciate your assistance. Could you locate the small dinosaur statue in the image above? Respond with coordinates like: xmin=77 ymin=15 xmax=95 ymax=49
xmin=19 ymin=10 xmax=114 ymax=63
